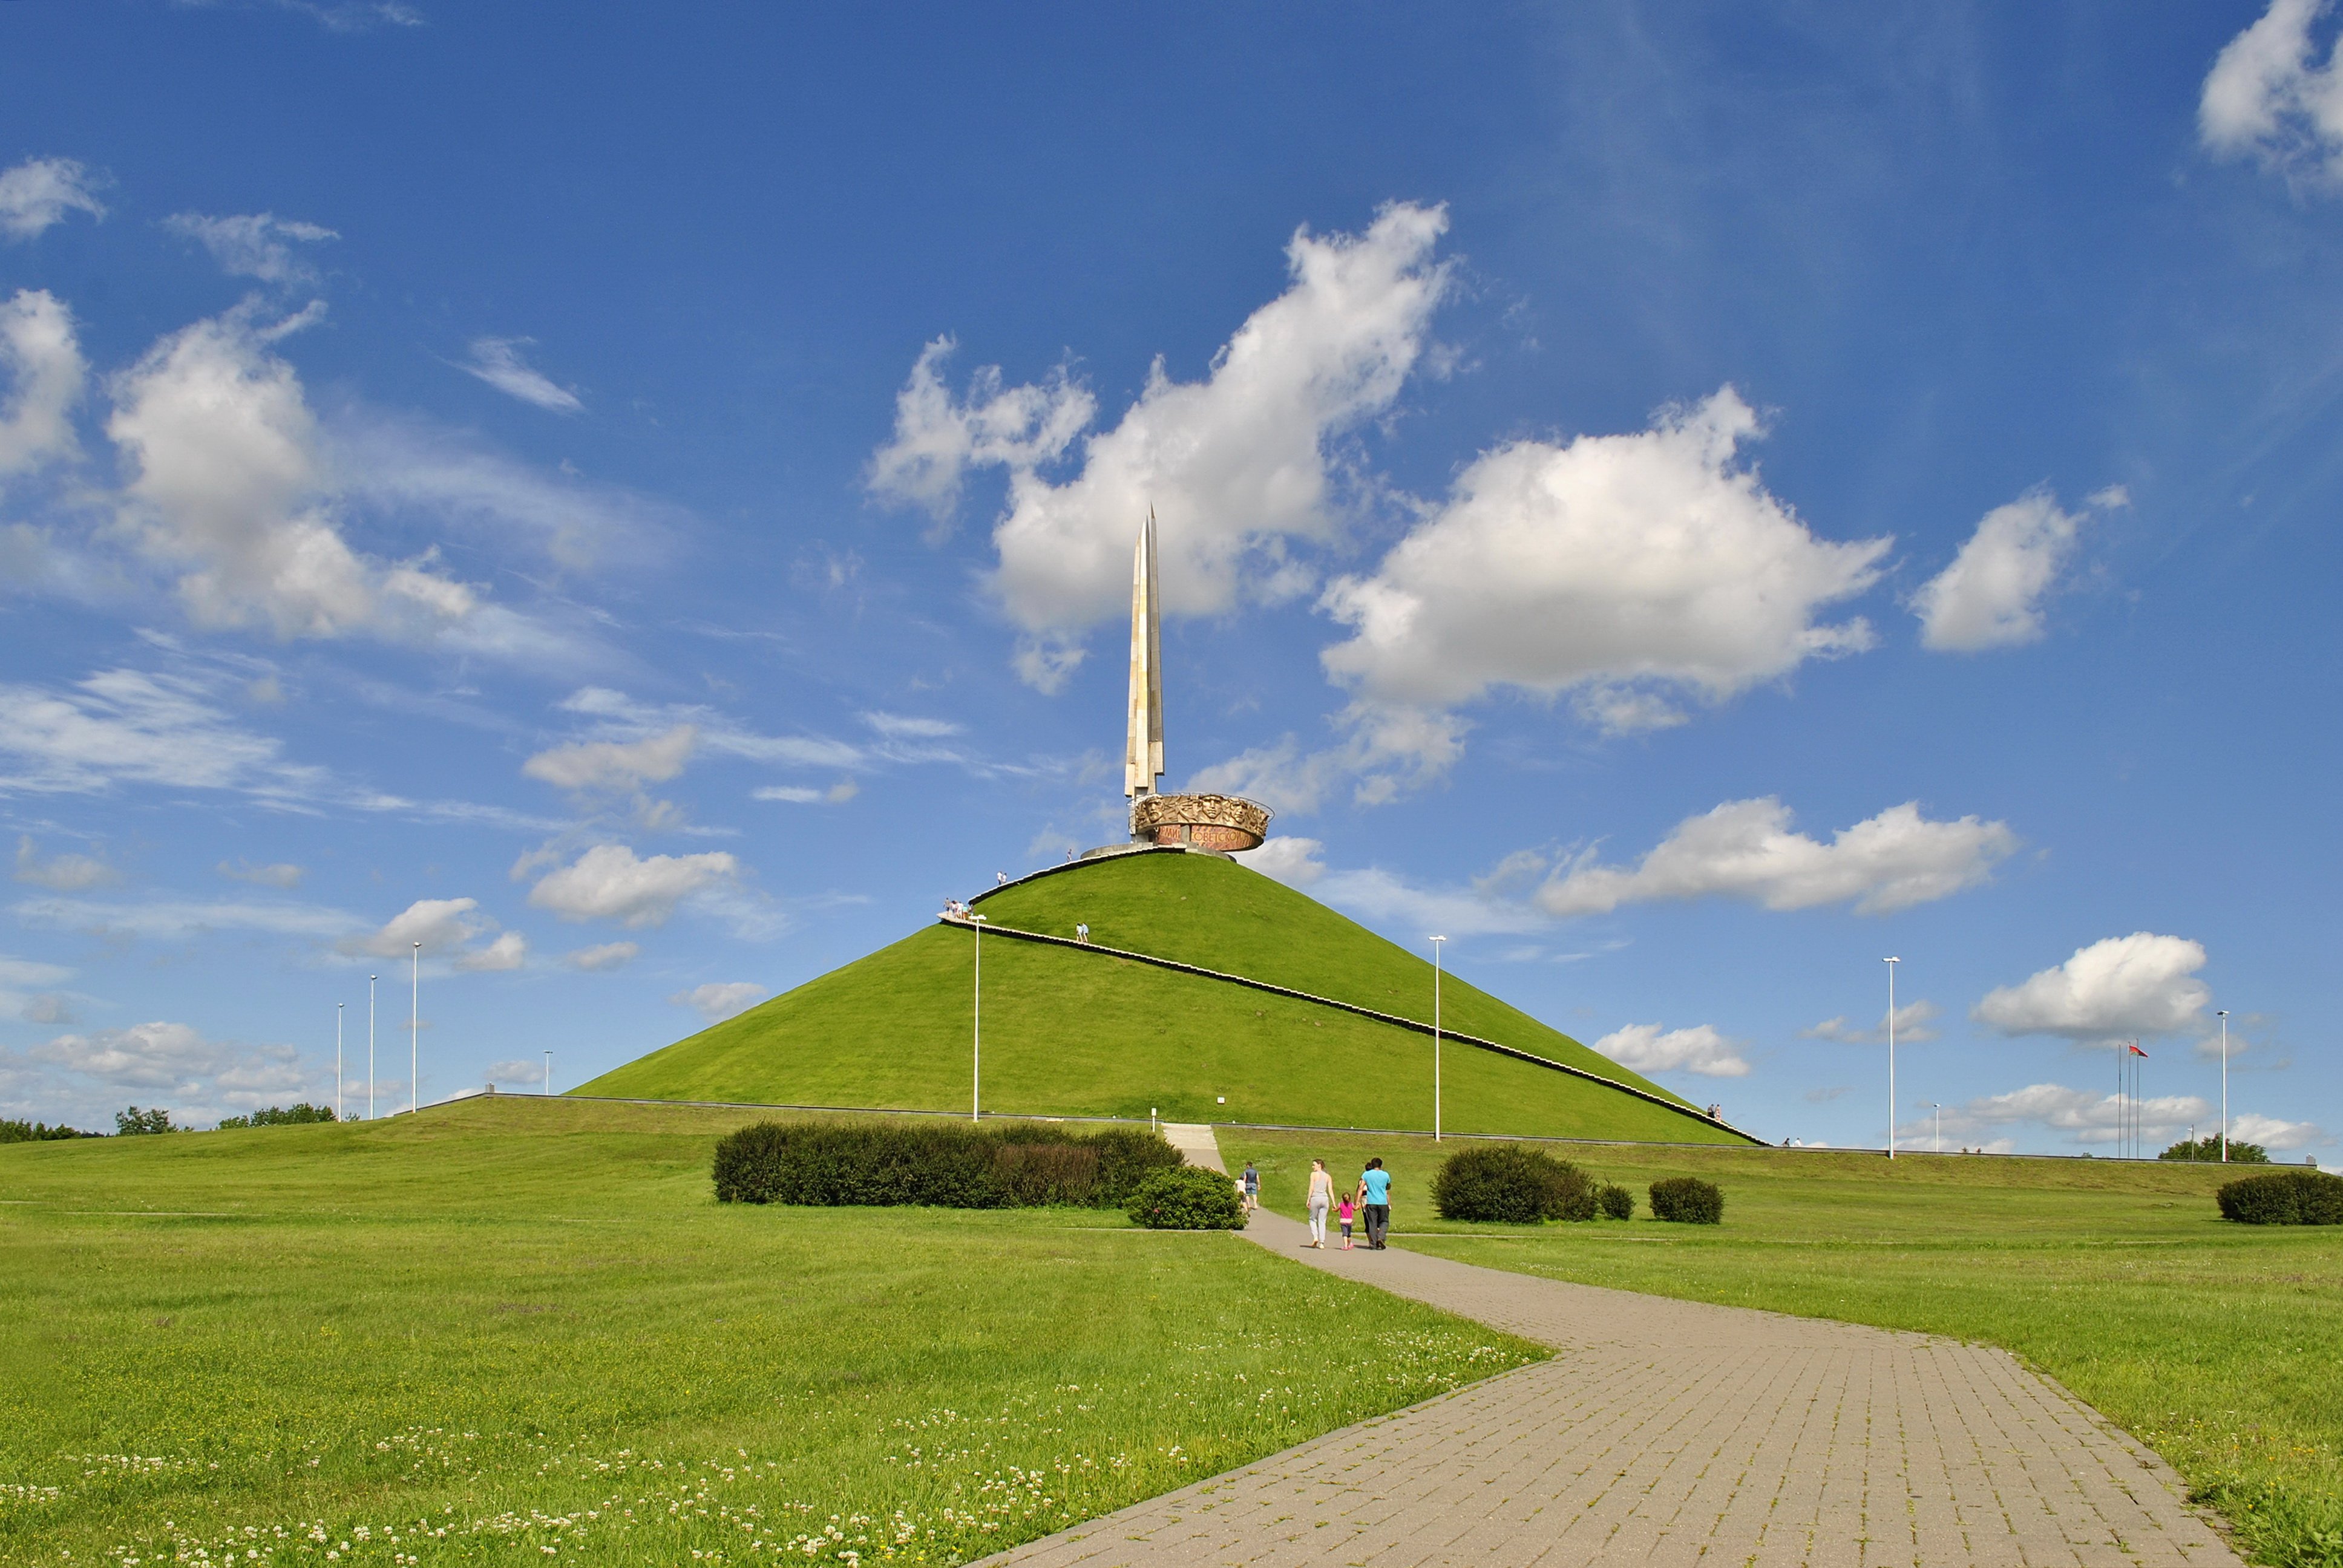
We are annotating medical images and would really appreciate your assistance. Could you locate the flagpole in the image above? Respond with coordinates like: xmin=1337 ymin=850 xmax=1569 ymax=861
xmin=336 ymin=1002 xmax=344 ymax=1122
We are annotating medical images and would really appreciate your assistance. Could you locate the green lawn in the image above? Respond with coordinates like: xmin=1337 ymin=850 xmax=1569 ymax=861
xmin=0 ymin=1099 xmax=1542 ymax=1566
xmin=585 ymin=852 xmax=1745 ymax=1145
xmin=1221 ymin=1128 xmax=2343 ymax=1568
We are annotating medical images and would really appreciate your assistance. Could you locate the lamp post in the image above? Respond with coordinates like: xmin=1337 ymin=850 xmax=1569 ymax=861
xmin=1429 ymin=936 xmax=1447 ymax=1142
xmin=367 ymin=975 xmax=376 ymax=1120
xmin=2217 ymin=1010 xmax=2230 ymax=1162
xmin=969 ymin=913 xmax=987 ymax=1123
xmin=1928 ymin=1101 xmax=1942 ymax=1154
xmin=1884 ymin=957 xmax=1901 ymax=1159
xmin=336 ymin=1002 xmax=345 ymax=1122
xmin=544 ymin=1050 xmax=552 ymax=1097
xmin=410 ymin=941 xmax=421 ymax=1116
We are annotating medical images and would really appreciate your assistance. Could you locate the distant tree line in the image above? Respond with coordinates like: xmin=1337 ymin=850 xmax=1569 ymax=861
xmin=2160 ymin=1135 xmax=2269 ymax=1163
xmin=4 ymin=1104 xmax=350 ymax=1140
xmin=0 ymin=1119 xmax=99 ymax=1143
xmin=215 ymin=1103 xmax=342 ymax=1129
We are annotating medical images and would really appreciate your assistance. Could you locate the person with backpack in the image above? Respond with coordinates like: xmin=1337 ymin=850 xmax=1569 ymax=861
xmin=1357 ymin=1157 xmax=1392 ymax=1249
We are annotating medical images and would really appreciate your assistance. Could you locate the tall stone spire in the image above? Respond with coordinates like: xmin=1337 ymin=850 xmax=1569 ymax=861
xmin=1124 ymin=509 xmax=1164 ymax=800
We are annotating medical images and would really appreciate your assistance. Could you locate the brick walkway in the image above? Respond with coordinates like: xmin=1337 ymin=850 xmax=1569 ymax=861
xmin=981 ymin=1200 xmax=2236 ymax=1566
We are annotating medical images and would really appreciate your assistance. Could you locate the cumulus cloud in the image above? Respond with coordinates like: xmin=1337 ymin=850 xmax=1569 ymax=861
xmin=218 ymin=859 xmax=304 ymax=889
xmin=1319 ymin=388 xmax=1889 ymax=733
xmin=1235 ymin=835 xmax=1328 ymax=888
xmin=1191 ymin=705 xmax=1470 ymax=814
xmin=563 ymin=941 xmax=638 ymax=972
xmin=1912 ymin=489 xmax=2102 ymax=652
xmin=1804 ymin=1000 xmax=1942 ymax=1045
xmin=484 ymin=1057 xmax=546 ymax=1088
xmin=163 ymin=212 xmax=338 ymax=285
xmin=457 ymin=337 xmax=583 ymax=413
xmin=523 ymin=724 xmax=696 ymax=793
xmin=871 ymin=203 xmax=1456 ymax=679
xmin=1594 ymin=1023 xmax=1751 ymax=1078
xmin=452 ymin=930 xmax=528 ymax=973
xmin=337 ymin=897 xmax=491 ymax=959
xmin=0 ymin=290 xmax=87 ymax=482
xmin=16 ymin=1018 xmax=309 ymax=1123
xmin=2230 ymin=1111 xmax=2330 ymax=1151
xmin=0 ymin=157 xmax=106 ymax=241
xmin=1973 ymin=933 xmax=2212 ymax=1042
xmin=670 ymin=981 xmax=768 ymax=1025
xmin=526 ymin=843 xmax=738 ymax=928
xmin=13 ymin=837 xmax=118 ymax=892
xmin=1538 ymin=797 xmax=2017 ymax=918
xmin=106 ymin=304 xmax=481 ymax=639
xmin=1930 ymin=1082 xmax=2296 ymax=1151
xmin=2201 ymin=0 xmax=2343 ymax=180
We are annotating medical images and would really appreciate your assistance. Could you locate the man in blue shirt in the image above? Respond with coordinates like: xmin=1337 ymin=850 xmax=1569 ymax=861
xmin=1357 ymin=1158 xmax=1392 ymax=1249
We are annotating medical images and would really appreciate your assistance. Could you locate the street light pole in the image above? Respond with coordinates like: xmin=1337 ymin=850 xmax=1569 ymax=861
xmin=2217 ymin=1010 xmax=2230 ymax=1162
xmin=1429 ymin=936 xmax=1447 ymax=1142
xmin=367 ymin=975 xmax=376 ymax=1120
xmin=544 ymin=1050 xmax=552 ymax=1098
xmin=1884 ymin=957 xmax=1901 ymax=1159
xmin=336 ymin=1002 xmax=344 ymax=1122
xmin=410 ymin=941 xmax=421 ymax=1116
xmin=1929 ymin=1101 xmax=1942 ymax=1154
xmin=970 ymin=913 xmax=986 ymax=1123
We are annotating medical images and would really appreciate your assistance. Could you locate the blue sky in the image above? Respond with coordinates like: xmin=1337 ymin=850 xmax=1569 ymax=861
xmin=1 ymin=2 xmax=2336 ymax=1154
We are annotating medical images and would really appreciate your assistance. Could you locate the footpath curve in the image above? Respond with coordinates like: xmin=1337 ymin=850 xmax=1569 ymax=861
xmin=978 ymin=1133 xmax=2240 ymax=1568
xmin=940 ymin=912 xmax=1761 ymax=1146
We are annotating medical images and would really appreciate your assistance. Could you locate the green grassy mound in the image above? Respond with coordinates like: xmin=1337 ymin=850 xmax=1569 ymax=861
xmin=0 ymin=1099 xmax=1539 ymax=1566
xmin=582 ymin=851 xmax=1746 ymax=1143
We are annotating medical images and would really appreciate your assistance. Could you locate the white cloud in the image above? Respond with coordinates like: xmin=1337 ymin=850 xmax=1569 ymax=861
xmin=1234 ymin=835 xmax=1327 ymax=887
xmin=2201 ymin=0 xmax=2343 ymax=180
xmin=0 ymin=953 xmax=76 ymax=1028
xmin=1912 ymin=490 xmax=2096 ymax=652
xmin=457 ymin=337 xmax=583 ymax=413
xmin=484 ymin=1057 xmax=546 ymax=1087
xmin=563 ymin=941 xmax=638 ymax=972
xmin=872 ymin=203 xmax=1456 ymax=667
xmin=1943 ymin=1082 xmax=2215 ymax=1149
xmin=1190 ymin=705 xmax=1469 ymax=814
xmin=162 ymin=212 xmax=338 ymax=285
xmin=555 ymin=687 xmax=869 ymax=771
xmin=753 ymin=781 xmax=858 ymax=805
xmin=1973 ymin=933 xmax=2212 ymax=1042
xmin=670 ymin=981 xmax=768 ymax=1025
xmin=218 ymin=859 xmax=304 ymax=889
xmin=526 ymin=843 xmax=738 ymax=928
xmin=862 ymin=711 xmax=964 ymax=740
xmin=106 ymin=304 xmax=481 ymax=639
xmin=1319 ymin=388 xmax=1889 ymax=731
xmin=1538 ymin=797 xmax=2017 ymax=918
xmin=1307 ymin=863 xmax=1548 ymax=939
xmin=1594 ymin=1023 xmax=1751 ymax=1078
xmin=338 ymin=897 xmax=490 ymax=959
xmin=0 ymin=157 xmax=106 ymax=241
xmin=1804 ymin=1000 xmax=1942 ymax=1045
xmin=12 ymin=1019 xmax=310 ymax=1125
xmin=13 ymin=837 xmax=118 ymax=892
xmin=2230 ymin=1111 xmax=2330 ymax=1151
xmin=452 ymin=930 xmax=528 ymax=973
xmin=523 ymin=724 xmax=696 ymax=793
xmin=15 ymin=894 xmax=359 ymax=942
xmin=0 ymin=290 xmax=87 ymax=481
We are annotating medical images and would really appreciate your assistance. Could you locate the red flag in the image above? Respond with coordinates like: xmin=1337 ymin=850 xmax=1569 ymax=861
xmin=2128 ymin=1042 xmax=2148 ymax=1057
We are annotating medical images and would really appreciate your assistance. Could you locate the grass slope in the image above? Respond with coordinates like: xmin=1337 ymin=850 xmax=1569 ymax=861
xmin=0 ymin=1099 xmax=1540 ymax=1566
xmin=1224 ymin=1129 xmax=2343 ymax=1568
xmin=583 ymin=852 xmax=1740 ymax=1142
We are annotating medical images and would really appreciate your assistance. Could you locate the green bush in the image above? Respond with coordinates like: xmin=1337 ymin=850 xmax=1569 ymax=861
xmin=2160 ymin=1135 xmax=2269 ymax=1163
xmin=1649 ymin=1175 xmax=1725 ymax=1224
xmin=2217 ymin=1169 xmax=2343 ymax=1225
xmin=217 ymin=1103 xmax=342 ymax=1130
xmin=1430 ymin=1145 xmax=1597 ymax=1223
xmin=0 ymin=1119 xmax=96 ymax=1143
xmin=1124 ymin=1165 xmax=1247 ymax=1230
xmin=712 ymin=1119 xmax=1180 ymax=1208
xmin=1597 ymin=1182 xmax=1634 ymax=1220
xmin=114 ymin=1106 xmax=174 ymax=1137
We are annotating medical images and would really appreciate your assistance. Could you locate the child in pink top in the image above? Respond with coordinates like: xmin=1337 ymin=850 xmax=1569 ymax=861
xmin=1337 ymin=1195 xmax=1355 ymax=1249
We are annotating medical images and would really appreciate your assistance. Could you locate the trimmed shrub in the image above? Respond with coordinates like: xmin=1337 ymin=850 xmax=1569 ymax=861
xmin=0 ymin=1119 xmax=96 ymax=1143
xmin=2160 ymin=1136 xmax=2269 ymax=1163
xmin=1431 ymin=1145 xmax=1597 ymax=1223
xmin=1649 ymin=1176 xmax=1725 ymax=1224
xmin=2218 ymin=1169 xmax=2343 ymax=1226
xmin=1597 ymin=1182 xmax=1634 ymax=1221
xmin=1126 ymin=1165 xmax=1247 ymax=1230
xmin=217 ymin=1103 xmax=341 ymax=1130
xmin=712 ymin=1119 xmax=1180 ymax=1209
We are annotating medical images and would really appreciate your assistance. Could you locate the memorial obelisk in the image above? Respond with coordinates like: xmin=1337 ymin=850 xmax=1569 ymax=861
xmin=1115 ymin=513 xmax=1272 ymax=853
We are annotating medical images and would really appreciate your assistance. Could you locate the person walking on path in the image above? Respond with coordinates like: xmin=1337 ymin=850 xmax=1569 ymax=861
xmin=1304 ymin=1158 xmax=1335 ymax=1247
xmin=1336 ymin=1193 xmax=1355 ymax=1249
xmin=1357 ymin=1158 xmax=1392 ymax=1249
xmin=1240 ymin=1160 xmax=1261 ymax=1214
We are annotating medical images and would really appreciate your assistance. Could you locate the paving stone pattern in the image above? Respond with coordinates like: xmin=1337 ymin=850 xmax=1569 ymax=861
xmin=983 ymin=1190 xmax=2237 ymax=1566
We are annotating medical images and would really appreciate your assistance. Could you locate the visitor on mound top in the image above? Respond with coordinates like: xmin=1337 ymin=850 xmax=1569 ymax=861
xmin=1357 ymin=1158 xmax=1393 ymax=1249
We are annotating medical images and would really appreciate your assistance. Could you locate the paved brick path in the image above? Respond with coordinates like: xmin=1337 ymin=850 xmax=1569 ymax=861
xmin=982 ymin=1186 xmax=2236 ymax=1566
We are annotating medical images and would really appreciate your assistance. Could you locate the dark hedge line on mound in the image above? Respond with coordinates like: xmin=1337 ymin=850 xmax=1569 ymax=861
xmin=713 ymin=1119 xmax=1182 ymax=1208
xmin=2217 ymin=1169 xmax=2343 ymax=1225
